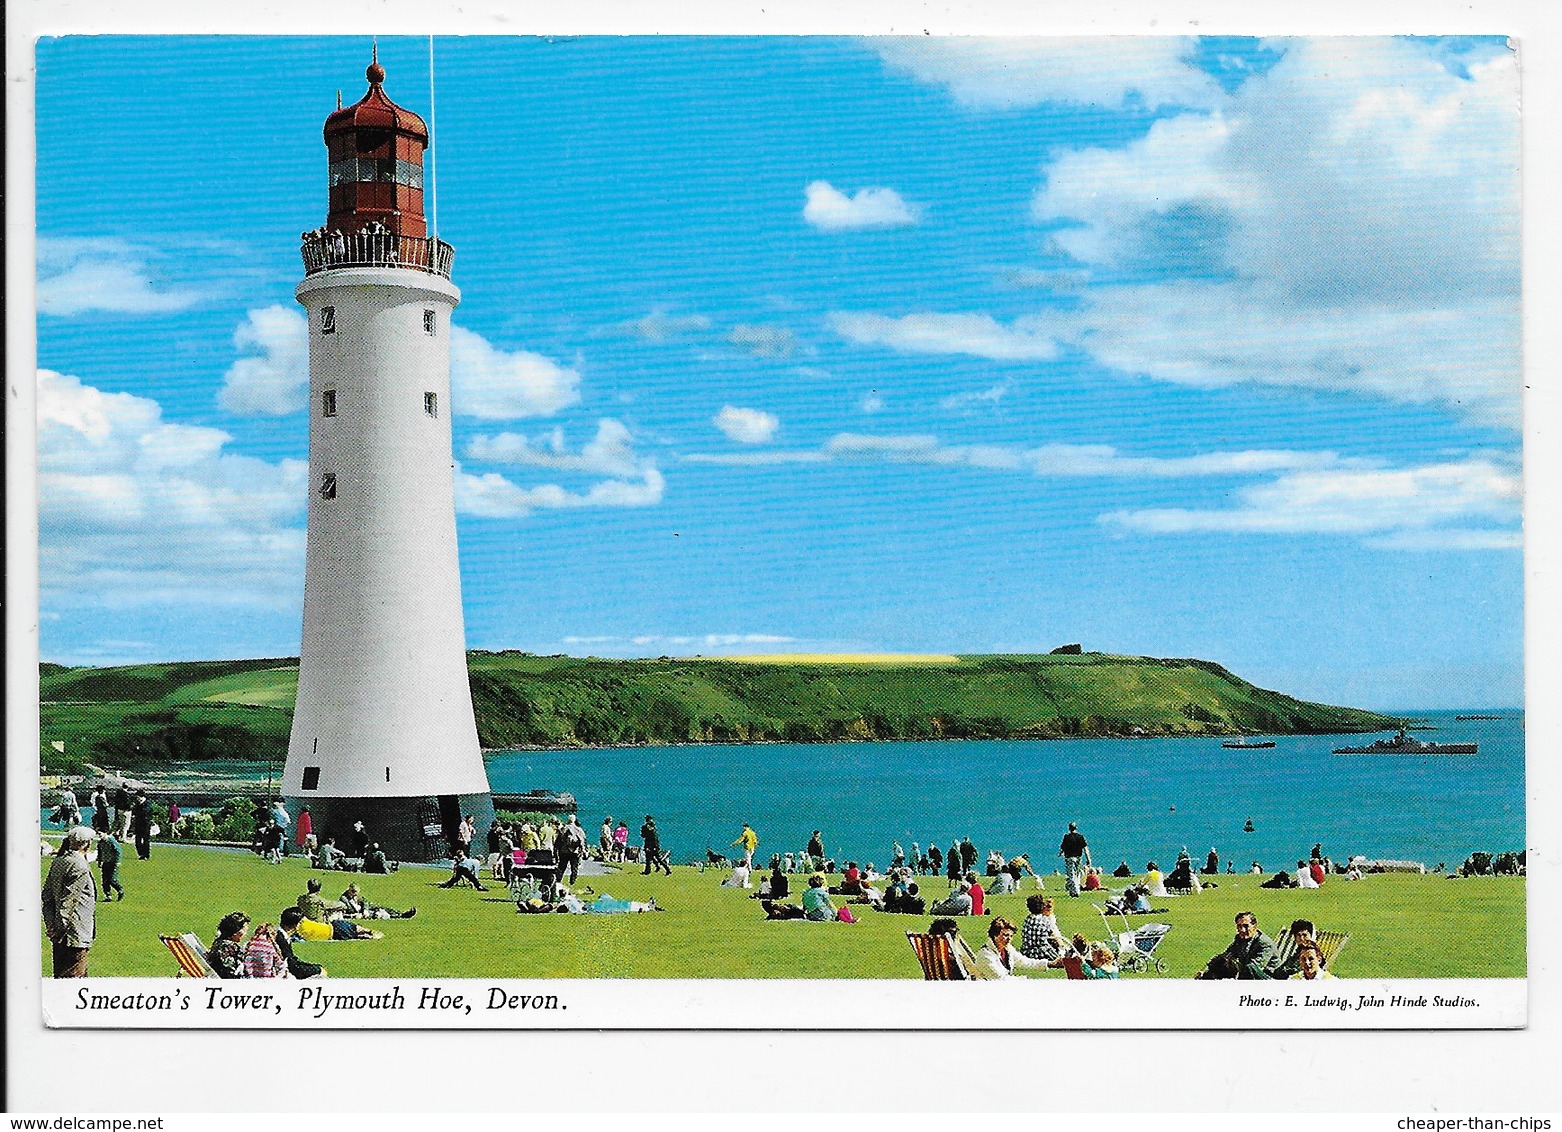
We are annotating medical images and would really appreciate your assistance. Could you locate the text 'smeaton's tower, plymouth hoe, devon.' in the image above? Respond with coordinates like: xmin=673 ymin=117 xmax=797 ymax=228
xmin=282 ymin=55 xmax=494 ymax=861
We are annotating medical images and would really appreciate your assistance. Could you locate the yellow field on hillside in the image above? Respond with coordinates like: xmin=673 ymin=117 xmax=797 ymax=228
xmin=717 ymin=653 xmax=963 ymax=665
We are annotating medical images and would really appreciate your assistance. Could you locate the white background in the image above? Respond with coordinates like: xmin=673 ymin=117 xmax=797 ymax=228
xmin=7 ymin=0 xmax=1559 ymax=1114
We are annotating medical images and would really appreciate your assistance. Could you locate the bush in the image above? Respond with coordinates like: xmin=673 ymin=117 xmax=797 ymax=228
xmin=177 ymin=812 xmax=216 ymax=842
xmin=211 ymin=796 xmax=260 ymax=843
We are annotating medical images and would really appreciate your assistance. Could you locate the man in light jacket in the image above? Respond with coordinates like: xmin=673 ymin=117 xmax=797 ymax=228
xmin=43 ymin=827 xmax=98 ymax=977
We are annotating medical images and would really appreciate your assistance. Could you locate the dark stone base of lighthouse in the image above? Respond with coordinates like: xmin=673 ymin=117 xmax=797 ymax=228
xmin=286 ymin=791 xmax=495 ymax=865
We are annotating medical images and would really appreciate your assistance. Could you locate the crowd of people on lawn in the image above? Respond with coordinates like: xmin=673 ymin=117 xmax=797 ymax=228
xmin=45 ymin=796 xmax=1354 ymax=981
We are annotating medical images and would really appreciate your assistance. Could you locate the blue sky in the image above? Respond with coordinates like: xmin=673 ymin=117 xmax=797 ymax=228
xmin=34 ymin=35 xmax=1522 ymax=709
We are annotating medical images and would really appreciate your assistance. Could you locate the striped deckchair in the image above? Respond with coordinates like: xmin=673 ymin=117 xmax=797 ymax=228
xmin=162 ymin=933 xmax=218 ymax=978
xmin=907 ymin=931 xmax=971 ymax=980
xmin=1272 ymin=928 xmax=1350 ymax=971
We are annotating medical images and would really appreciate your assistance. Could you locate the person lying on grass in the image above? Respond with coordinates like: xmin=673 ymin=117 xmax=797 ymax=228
xmin=339 ymin=882 xmax=416 ymax=920
xmin=289 ymin=908 xmax=382 ymax=941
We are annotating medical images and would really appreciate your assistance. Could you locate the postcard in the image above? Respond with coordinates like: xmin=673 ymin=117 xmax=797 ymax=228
xmin=30 ymin=33 xmax=1526 ymax=1034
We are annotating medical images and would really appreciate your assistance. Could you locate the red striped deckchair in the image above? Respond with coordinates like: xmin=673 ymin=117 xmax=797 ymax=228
xmin=907 ymin=931 xmax=971 ymax=980
xmin=161 ymin=933 xmax=218 ymax=978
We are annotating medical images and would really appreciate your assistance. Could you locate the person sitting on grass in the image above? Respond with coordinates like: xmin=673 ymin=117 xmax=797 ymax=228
xmin=1270 ymin=919 xmax=1321 ymax=979
xmin=966 ymin=872 xmax=986 ymax=916
xmin=438 ymin=849 xmax=486 ymax=890
xmin=361 ymin=843 xmax=393 ymax=874
xmin=722 ymin=861 xmax=752 ymax=889
xmin=930 ymin=881 xmax=974 ymax=917
xmin=273 ymin=909 xmax=326 ymax=978
xmin=1288 ymin=942 xmax=1334 ymax=981
xmin=1019 ymin=895 xmax=1065 ymax=961
xmin=207 ymin=912 xmax=252 ymax=978
xmin=1143 ymin=861 xmax=1167 ymax=897
xmin=884 ymin=878 xmax=926 ymax=915
xmin=1201 ymin=911 xmax=1278 ymax=980
xmin=313 ymin=836 xmax=347 ymax=871
xmin=1083 ymin=867 xmax=1103 ymax=892
xmin=1295 ymin=860 xmax=1321 ymax=890
xmin=1112 ymin=861 xmax=1134 ymax=878
xmin=339 ymin=882 xmax=416 ymax=920
xmin=1195 ymin=953 xmax=1242 ymax=980
xmin=1167 ymin=856 xmax=1201 ymax=893
xmin=970 ymin=916 xmax=1052 ymax=979
xmin=836 ymin=862 xmax=864 ymax=896
xmin=296 ymin=878 xmax=344 ymax=923
xmin=1260 ymin=868 xmax=1297 ymax=889
xmin=764 ymin=863 xmax=789 ymax=900
xmin=243 ymin=921 xmax=286 ymax=978
xmin=1080 ymin=941 xmax=1120 ymax=979
xmin=802 ymin=873 xmax=839 ymax=921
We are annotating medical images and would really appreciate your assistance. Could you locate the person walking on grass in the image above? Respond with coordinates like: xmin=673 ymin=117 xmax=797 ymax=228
xmin=96 ymin=831 xmax=124 ymax=901
xmin=1059 ymin=821 xmax=1091 ymax=896
xmin=42 ymin=827 xmax=97 ymax=977
xmin=732 ymin=822 xmax=759 ymax=870
xmin=641 ymin=816 xmax=671 ymax=876
xmin=556 ymin=814 xmax=587 ymax=886
xmin=130 ymin=792 xmax=153 ymax=860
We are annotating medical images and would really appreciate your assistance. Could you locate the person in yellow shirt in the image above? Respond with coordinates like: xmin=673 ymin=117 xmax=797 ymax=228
xmin=732 ymin=823 xmax=759 ymax=869
xmin=288 ymin=909 xmax=380 ymax=941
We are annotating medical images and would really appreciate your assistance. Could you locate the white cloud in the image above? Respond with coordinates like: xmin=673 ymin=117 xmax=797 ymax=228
xmin=875 ymin=37 xmax=1224 ymax=111
xmin=562 ymin=633 xmax=797 ymax=649
xmin=618 ymin=309 xmax=712 ymax=341
xmin=467 ymin=419 xmax=644 ymax=477
xmin=940 ymin=383 xmax=1010 ymax=411
xmin=803 ymin=181 xmax=919 ymax=231
xmin=451 ymin=326 xmax=581 ymax=420
xmin=829 ymin=311 xmax=1059 ymax=362
xmin=1030 ymin=38 xmax=1520 ymax=425
xmin=455 ymin=464 xmax=665 ymax=519
xmin=38 ymin=369 xmax=307 ymax=606
xmin=860 ymin=392 xmax=885 ymax=414
xmin=1101 ymin=460 xmax=1520 ymax=543
xmin=729 ymin=324 xmax=797 ymax=358
xmin=713 ymin=406 xmax=780 ymax=444
xmin=457 ymin=419 xmax=663 ymax=519
xmin=686 ymin=431 xmax=1361 ymax=478
xmin=219 ymin=305 xmax=310 ymax=416
xmin=37 ymin=238 xmax=202 ymax=317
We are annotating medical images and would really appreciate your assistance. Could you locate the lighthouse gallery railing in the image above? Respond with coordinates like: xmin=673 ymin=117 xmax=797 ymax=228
xmin=300 ymin=230 xmax=455 ymax=278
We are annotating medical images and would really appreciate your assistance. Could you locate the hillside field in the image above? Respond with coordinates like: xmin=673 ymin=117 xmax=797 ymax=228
xmin=39 ymin=651 xmax=1399 ymax=776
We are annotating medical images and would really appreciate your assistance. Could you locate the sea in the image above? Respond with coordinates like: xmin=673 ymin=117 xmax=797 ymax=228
xmin=43 ymin=711 xmax=1523 ymax=872
xmin=484 ymin=709 xmax=1525 ymax=871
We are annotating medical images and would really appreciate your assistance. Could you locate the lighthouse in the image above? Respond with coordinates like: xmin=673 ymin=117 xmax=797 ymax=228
xmin=282 ymin=54 xmax=493 ymax=862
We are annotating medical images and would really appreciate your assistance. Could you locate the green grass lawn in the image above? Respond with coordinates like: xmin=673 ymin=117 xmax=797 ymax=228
xmin=43 ymin=842 xmax=1524 ymax=979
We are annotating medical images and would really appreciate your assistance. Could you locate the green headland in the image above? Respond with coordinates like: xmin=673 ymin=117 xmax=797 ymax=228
xmin=40 ymin=651 xmax=1397 ymax=776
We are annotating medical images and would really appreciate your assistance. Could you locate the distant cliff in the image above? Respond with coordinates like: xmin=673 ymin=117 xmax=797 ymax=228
xmin=38 ymin=651 xmax=1398 ymax=773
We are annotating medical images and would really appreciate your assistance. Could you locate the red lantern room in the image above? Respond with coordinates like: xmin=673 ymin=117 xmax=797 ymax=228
xmin=322 ymin=52 xmax=429 ymax=239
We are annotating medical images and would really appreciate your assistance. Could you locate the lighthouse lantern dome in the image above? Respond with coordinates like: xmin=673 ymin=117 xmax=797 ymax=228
xmin=322 ymin=55 xmax=430 ymax=240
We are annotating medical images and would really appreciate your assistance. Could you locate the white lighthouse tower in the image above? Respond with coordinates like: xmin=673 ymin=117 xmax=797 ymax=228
xmin=282 ymin=54 xmax=493 ymax=861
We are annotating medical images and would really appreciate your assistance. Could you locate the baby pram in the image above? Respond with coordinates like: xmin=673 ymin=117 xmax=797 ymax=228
xmin=1094 ymin=903 xmax=1171 ymax=974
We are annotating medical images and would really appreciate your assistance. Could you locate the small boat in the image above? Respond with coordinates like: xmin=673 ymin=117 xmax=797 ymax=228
xmin=1222 ymin=738 xmax=1276 ymax=749
xmin=493 ymin=789 xmax=578 ymax=814
xmin=1333 ymin=729 xmax=1477 ymax=755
